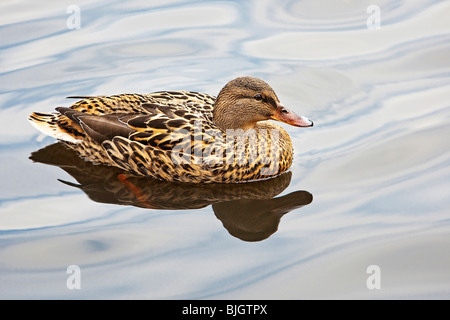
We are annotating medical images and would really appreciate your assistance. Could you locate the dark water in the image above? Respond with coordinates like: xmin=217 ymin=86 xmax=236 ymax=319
xmin=1 ymin=0 xmax=449 ymax=299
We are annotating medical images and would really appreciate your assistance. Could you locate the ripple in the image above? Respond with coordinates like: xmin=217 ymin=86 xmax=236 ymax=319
xmin=1 ymin=0 xmax=449 ymax=299
xmin=253 ymin=0 xmax=443 ymax=31
xmin=244 ymin=1 xmax=450 ymax=61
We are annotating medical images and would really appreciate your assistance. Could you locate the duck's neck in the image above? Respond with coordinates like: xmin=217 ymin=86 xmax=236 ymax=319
xmin=213 ymin=100 xmax=259 ymax=131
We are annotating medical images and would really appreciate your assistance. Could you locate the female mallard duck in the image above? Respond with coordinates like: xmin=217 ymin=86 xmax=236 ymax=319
xmin=28 ymin=76 xmax=313 ymax=183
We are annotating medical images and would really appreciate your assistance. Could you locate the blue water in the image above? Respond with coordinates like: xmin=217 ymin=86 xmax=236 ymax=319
xmin=1 ymin=0 xmax=449 ymax=299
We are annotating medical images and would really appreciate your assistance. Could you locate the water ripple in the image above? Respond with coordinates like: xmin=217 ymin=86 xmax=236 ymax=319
xmin=0 ymin=0 xmax=449 ymax=299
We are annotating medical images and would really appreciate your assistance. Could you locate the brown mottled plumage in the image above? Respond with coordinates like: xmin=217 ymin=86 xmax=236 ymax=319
xmin=28 ymin=77 xmax=313 ymax=183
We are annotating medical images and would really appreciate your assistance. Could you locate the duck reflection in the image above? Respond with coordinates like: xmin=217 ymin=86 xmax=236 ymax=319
xmin=30 ymin=143 xmax=313 ymax=241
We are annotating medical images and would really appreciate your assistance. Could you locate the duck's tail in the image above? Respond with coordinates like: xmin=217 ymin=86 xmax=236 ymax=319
xmin=27 ymin=111 xmax=81 ymax=143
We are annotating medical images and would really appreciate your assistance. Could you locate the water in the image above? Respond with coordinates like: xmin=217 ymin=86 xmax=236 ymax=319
xmin=1 ymin=0 xmax=449 ymax=299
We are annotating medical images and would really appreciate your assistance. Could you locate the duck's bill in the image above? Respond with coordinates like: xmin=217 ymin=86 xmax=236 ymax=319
xmin=271 ymin=104 xmax=314 ymax=127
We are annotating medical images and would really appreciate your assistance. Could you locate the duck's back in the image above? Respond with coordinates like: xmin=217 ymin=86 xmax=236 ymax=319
xmin=67 ymin=91 xmax=215 ymax=122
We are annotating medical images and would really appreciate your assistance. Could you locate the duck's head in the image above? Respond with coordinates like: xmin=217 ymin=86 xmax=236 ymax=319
xmin=213 ymin=76 xmax=313 ymax=131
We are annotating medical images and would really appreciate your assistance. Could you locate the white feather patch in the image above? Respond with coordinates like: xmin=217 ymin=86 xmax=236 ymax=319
xmin=27 ymin=115 xmax=81 ymax=144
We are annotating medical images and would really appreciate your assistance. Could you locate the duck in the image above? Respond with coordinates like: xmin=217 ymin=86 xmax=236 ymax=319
xmin=28 ymin=76 xmax=313 ymax=183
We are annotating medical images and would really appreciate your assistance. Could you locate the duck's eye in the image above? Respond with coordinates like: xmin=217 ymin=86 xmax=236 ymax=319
xmin=254 ymin=94 xmax=263 ymax=101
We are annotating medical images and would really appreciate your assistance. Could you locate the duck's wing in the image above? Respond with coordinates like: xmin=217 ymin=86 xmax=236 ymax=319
xmin=67 ymin=94 xmax=151 ymax=115
xmin=54 ymin=107 xmax=139 ymax=144
xmin=53 ymin=100 xmax=218 ymax=142
xmin=30 ymin=90 xmax=218 ymax=146
xmin=99 ymin=104 xmax=225 ymax=181
xmin=127 ymin=102 xmax=218 ymax=148
xmin=145 ymin=91 xmax=216 ymax=122
xmin=66 ymin=91 xmax=216 ymax=121
xmin=29 ymin=91 xmax=242 ymax=182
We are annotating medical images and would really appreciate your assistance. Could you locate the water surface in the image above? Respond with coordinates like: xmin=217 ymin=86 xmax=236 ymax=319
xmin=0 ymin=0 xmax=449 ymax=299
